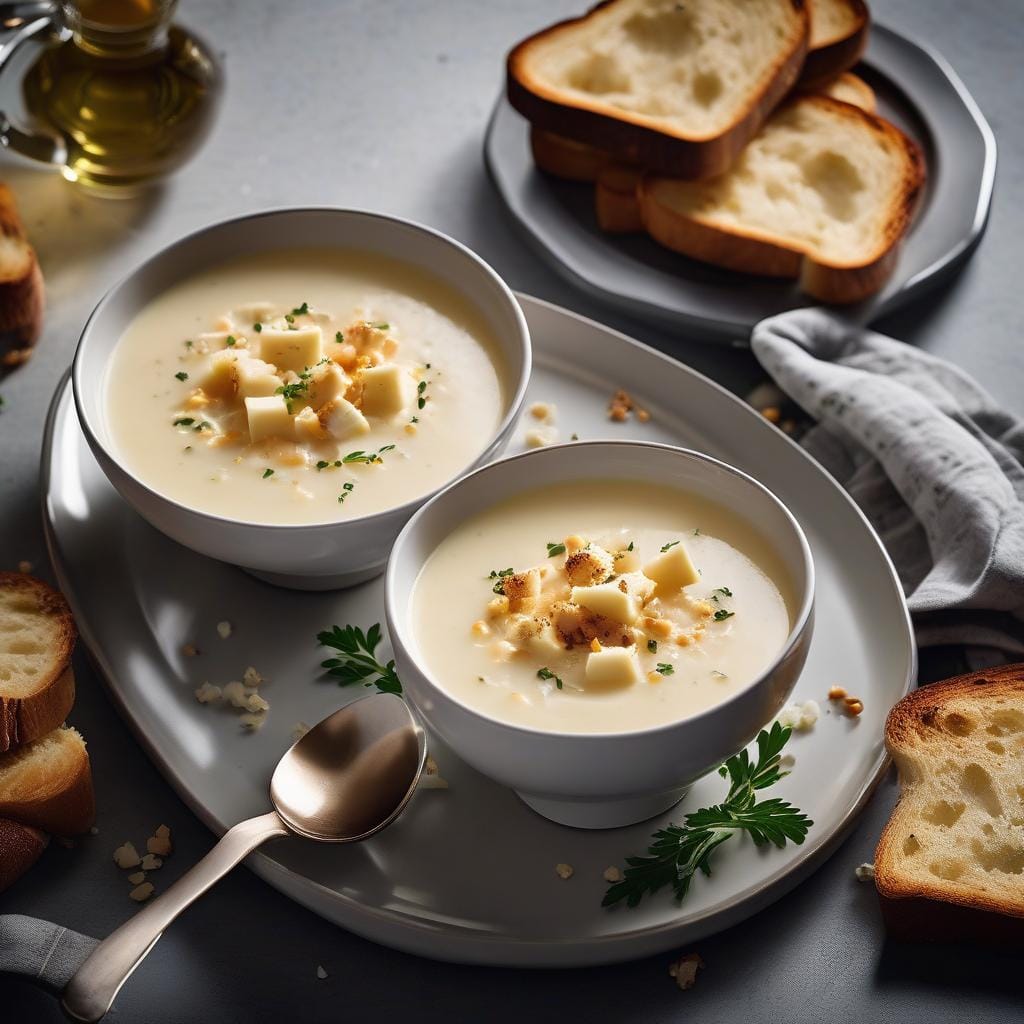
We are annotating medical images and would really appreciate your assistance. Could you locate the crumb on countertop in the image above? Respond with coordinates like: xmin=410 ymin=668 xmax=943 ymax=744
xmin=555 ymin=863 xmax=574 ymax=880
xmin=182 ymin=643 xmax=199 ymax=657
xmin=603 ymin=865 xmax=623 ymax=883
xmin=147 ymin=825 xmax=172 ymax=857
xmin=127 ymin=871 xmax=146 ymax=885
xmin=140 ymin=853 xmax=163 ymax=871
xmin=316 ymin=965 xmax=329 ymax=980
xmin=291 ymin=721 xmax=311 ymax=741
xmin=113 ymin=842 xmax=141 ymax=869
xmin=242 ymin=665 xmax=263 ymax=687
xmin=855 ymin=863 xmax=876 ymax=882
xmin=129 ymin=882 xmax=155 ymax=903
xmin=16 ymin=560 xmax=32 ymax=574
xmin=216 ymin=620 xmax=233 ymax=639
xmin=668 ymin=953 xmax=704 ymax=991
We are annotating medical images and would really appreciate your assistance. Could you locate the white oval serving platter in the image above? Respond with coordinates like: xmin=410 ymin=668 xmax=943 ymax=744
xmin=42 ymin=294 xmax=915 ymax=967
xmin=485 ymin=25 xmax=997 ymax=341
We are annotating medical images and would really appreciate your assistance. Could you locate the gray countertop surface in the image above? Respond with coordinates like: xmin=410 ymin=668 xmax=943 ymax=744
xmin=1 ymin=1 xmax=1019 ymax=1021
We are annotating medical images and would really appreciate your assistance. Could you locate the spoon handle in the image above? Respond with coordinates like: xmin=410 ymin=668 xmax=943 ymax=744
xmin=62 ymin=810 xmax=288 ymax=1022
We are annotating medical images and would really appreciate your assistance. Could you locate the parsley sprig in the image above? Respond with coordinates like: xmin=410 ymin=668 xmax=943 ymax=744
xmin=602 ymin=723 xmax=811 ymax=908
xmin=317 ymin=623 xmax=402 ymax=695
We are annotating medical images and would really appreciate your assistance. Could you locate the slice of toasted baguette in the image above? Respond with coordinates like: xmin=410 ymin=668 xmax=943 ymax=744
xmin=801 ymin=0 xmax=870 ymax=88
xmin=0 ymin=572 xmax=77 ymax=752
xmin=814 ymin=70 xmax=876 ymax=113
xmin=0 ymin=725 xmax=95 ymax=836
xmin=508 ymin=0 xmax=809 ymax=180
xmin=875 ymin=665 xmax=1024 ymax=944
xmin=638 ymin=95 xmax=924 ymax=302
xmin=0 ymin=817 xmax=48 ymax=892
xmin=0 ymin=184 xmax=44 ymax=369
xmin=593 ymin=74 xmax=878 ymax=234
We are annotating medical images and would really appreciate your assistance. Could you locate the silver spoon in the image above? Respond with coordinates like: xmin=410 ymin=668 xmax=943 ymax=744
xmin=62 ymin=693 xmax=425 ymax=1022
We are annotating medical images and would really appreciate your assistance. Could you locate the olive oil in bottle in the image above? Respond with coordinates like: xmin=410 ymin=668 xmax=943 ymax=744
xmin=21 ymin=0 xmax=221 ymax=193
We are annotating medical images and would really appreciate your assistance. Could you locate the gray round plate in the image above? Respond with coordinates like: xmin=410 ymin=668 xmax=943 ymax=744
xmin=485 ymin=25 xmax=996 ymax=342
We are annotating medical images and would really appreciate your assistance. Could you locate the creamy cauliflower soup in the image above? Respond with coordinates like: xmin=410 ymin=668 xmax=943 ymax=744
xmin=105 ymin=249 xmax=505 ymax=525
xmin=412 ymin=481 xmax=793 ymax=734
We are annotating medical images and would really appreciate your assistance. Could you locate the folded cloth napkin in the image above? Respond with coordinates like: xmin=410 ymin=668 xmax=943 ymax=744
xmin=751 ymin=308 xmax=1024 ymax=664
xmin=0 ymin=914 xmax=98 ymax=992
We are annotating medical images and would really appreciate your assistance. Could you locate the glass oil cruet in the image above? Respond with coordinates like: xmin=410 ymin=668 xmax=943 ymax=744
xmin=0 ymin=0 xmax=221 ymax=194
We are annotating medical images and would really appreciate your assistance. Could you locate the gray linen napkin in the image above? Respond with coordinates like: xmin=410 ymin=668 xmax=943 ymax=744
xmin=0 ymin=913 xmax=98 ymax=992
xmin=751 ymin=308 xmax=1024 ymax=663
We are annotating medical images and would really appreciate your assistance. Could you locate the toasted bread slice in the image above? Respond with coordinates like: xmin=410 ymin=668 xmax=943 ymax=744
xmin=593 ymin=74 xmax=878 ymax=234
xmin=814 ymin=71 xmax=876 ymax=113
xmin=638 ymin=95 xmax=924 ymax=302
xmin=508 ymin=0 xmax=809 ymax=180
xmin=595 ymin=162 xmax=645 ymax=232
xmin=875 ymin=665 xmax=1024 ymax=944
xmin=0 ymin=573 xmax=76 ymax=751
xmin=0 ymin=725 xmax=95 ymax=835
xmin=0 ymin=817 xmax=48 ymax=892
xmin=0 ymin=184 xmax=44 ymax=370
xmin=0 ymin=573 xmax=77 ymax=753
xmin=801 ymin=0 xmax=870 ymax=88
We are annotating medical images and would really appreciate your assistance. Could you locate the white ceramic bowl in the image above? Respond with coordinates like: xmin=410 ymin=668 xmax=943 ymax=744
xmin=386 ymin=441 xmax=815 ymax=829
xmin=72 ymin=208 xmax=531 ymax=590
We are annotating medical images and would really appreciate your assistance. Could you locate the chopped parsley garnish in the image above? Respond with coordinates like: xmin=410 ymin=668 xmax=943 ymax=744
xmin=275 ymin=368 xmax=314 ymax=411
xmin=253 ymin=323 xmax=263 ymax=333
xmin=292 ymin=302 xmax=310 ymax=316
xmin=335 ymin=331 xmax=344 ymax=343
xmin=172 ymin=417 xmax=195 ymax=427
xmin=714 ymin=587 xmax=733 ymax=598
xmin=184 ymin=339 xmax=193 ymax=349
xmin=656 ymin=663 xmax=674 ymax=676
xmin=602 ymin=723 xmax=811 ymax=908
xmin=537 ymin=667 xmax=563 ymax=690
xmin=316 ymin=460 xmax=330 ymax=470
xmin=411 ymin=416 xmax=419 ymax=424
xmin=193 ymin=421 xmax=211 ymax=432
xmin=262 ymin=468 xmax=274 ymax=479
xmin=713 ymin=609 xmax=735 ymax=622
xmin=174 ymin=371 xmax=189 ymax=382
xmin=371 ymin=321 xmax=389 ymax=330
xmin=647 ymin=639 xmax=658 ymax=653
xmin=660 ymin=540 xmax=680 ymax=553
xmin=570 ymin=432 xmax=579 ymax=441
xmin=417 ymin=378 xmax=428 ymax=410
xmin=694 ymin=528 xmax=701 ymax=536
xmin=226 ymin=335 xmax=236 ymax=347
xmin=488 ymin=567 xmax=515 ymax=594
xmin=546 ymin=542 xmax=567 ymax=558
xmin=318 ymin=623 xmax=402 ymax=695
xmin=337 ymin=482 xmax=356 ymax=503
xmin=284 ymin=314 xmax=295 ymax=325
xmin=340 ymin=444 xmax=396 ymax=466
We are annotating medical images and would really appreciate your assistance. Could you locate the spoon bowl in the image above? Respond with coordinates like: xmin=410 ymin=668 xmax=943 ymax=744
xmin=271 ymin=693 xmax=425 ymax=842
xmin=63 ymin=694 xmax=425 ymax=1022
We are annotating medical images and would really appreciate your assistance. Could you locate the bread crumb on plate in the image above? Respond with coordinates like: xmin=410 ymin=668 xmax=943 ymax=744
xmin=777 ymin=700 xmax=820 ymax=732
